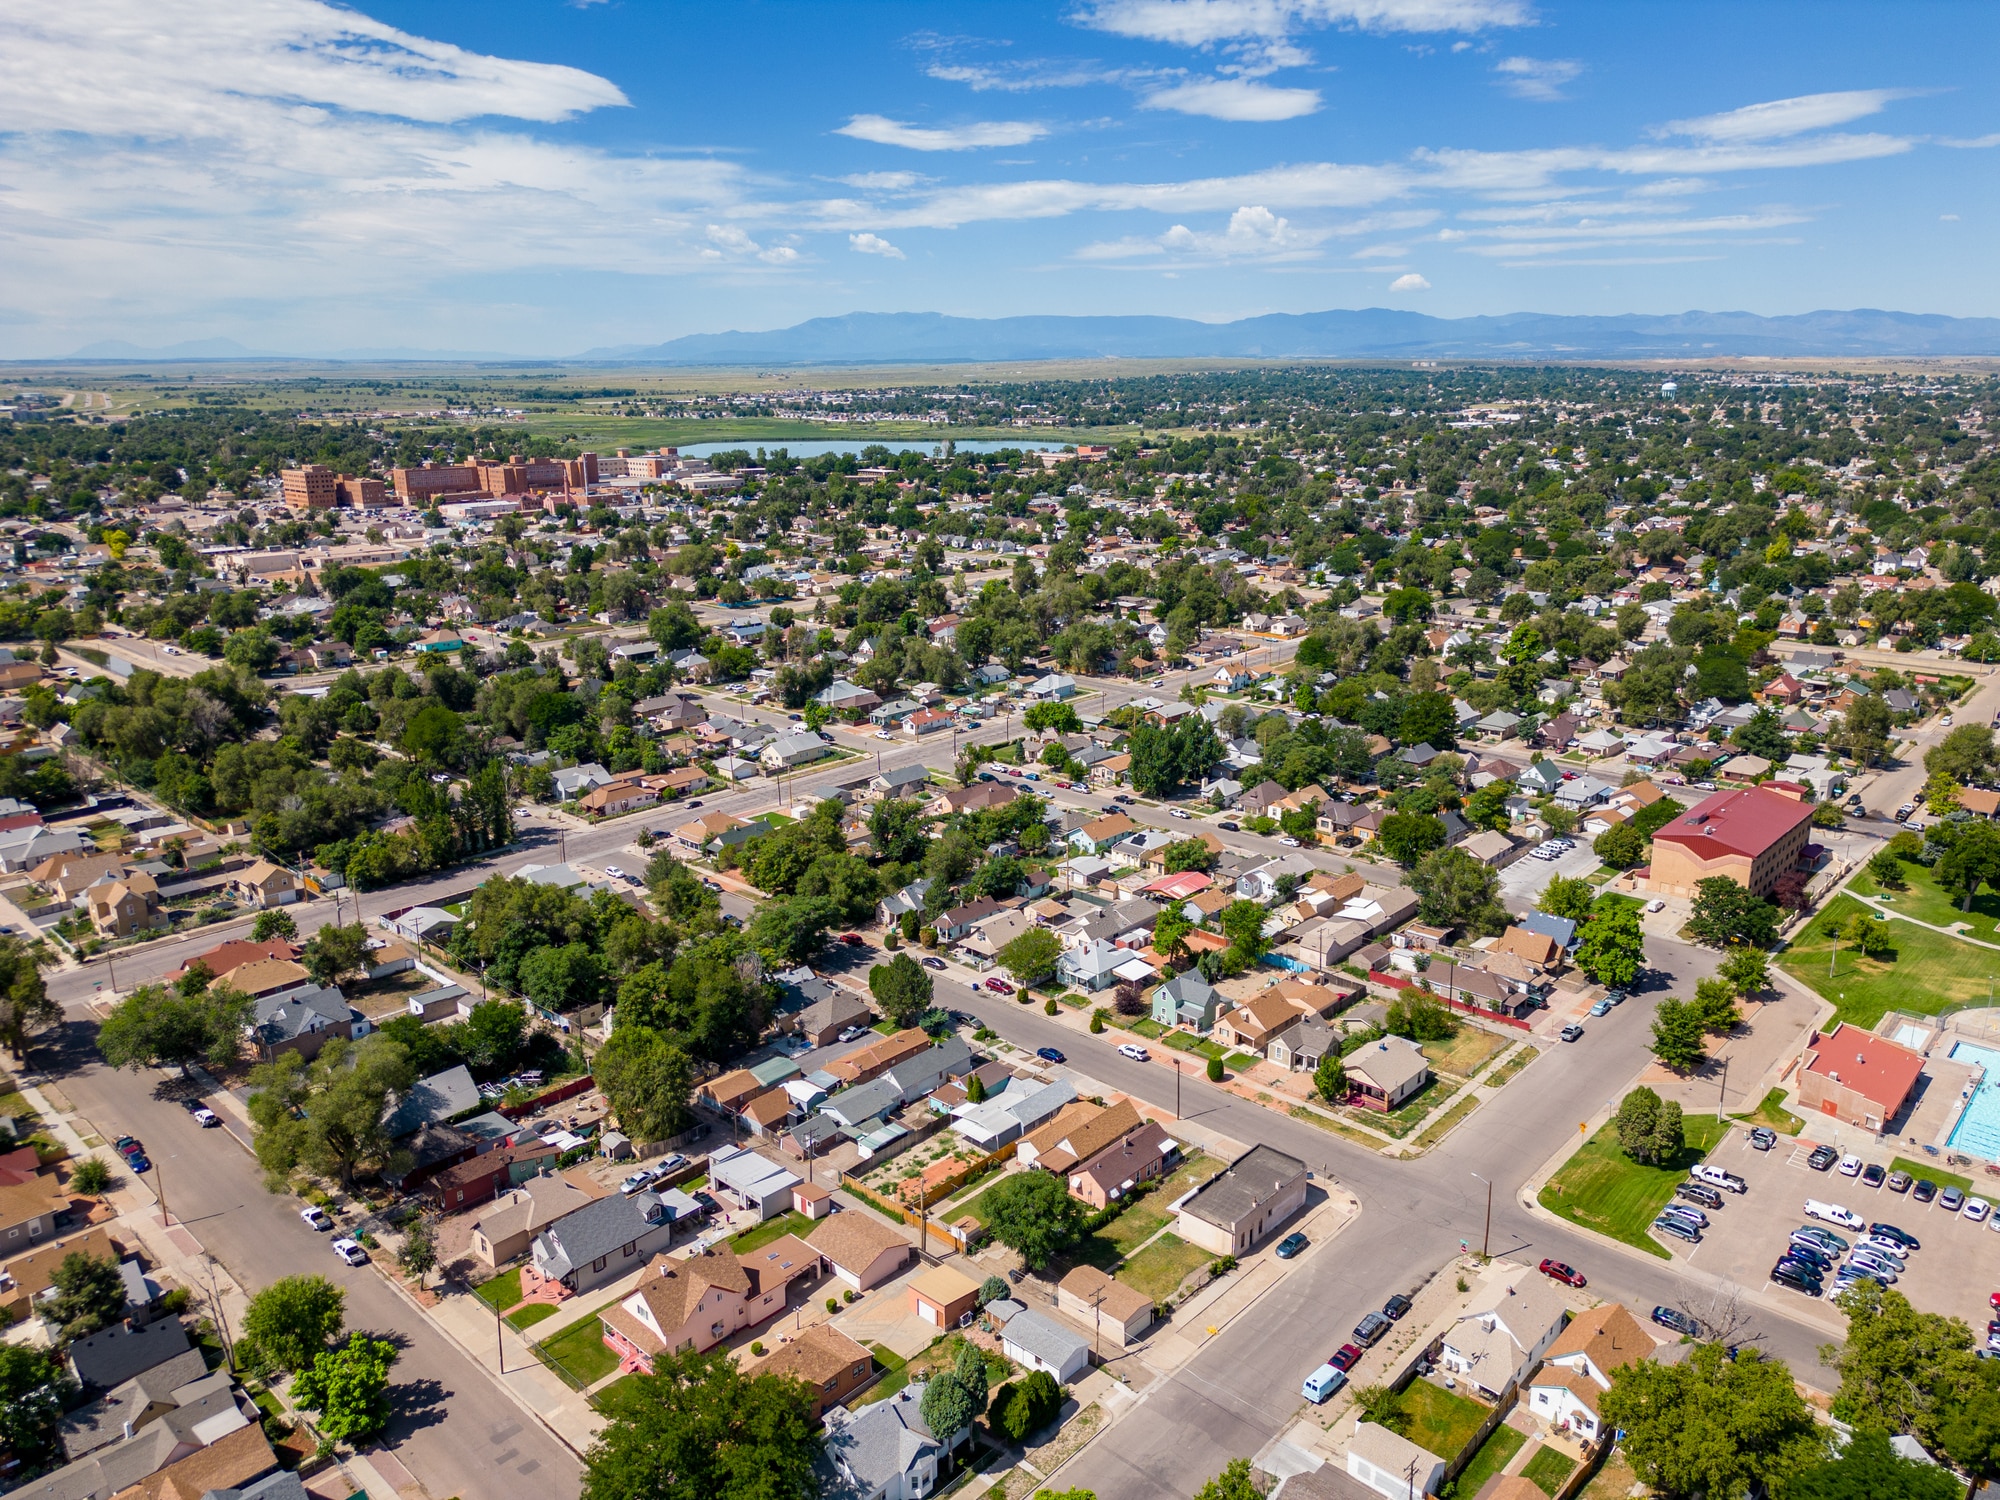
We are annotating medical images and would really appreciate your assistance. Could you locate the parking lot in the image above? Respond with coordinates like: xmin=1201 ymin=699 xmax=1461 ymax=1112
xmin=1498 ymin=838 xmax=1600 ymax=908
xmin=1650 ymin=1127 xmax=2000 ymax=1335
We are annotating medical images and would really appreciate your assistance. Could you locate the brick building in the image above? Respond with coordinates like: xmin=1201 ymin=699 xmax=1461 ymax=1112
xmin=1796 ymin=1022 xmax=1925 ymax=1131
xmin=1647 ymin=781 xmax=1818 ymax=900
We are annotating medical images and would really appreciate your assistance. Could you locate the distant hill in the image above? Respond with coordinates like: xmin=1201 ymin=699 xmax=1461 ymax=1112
xmin=68 ymin=336 xmax=276 ymax=359
xmin=583 ymin=307 xmax=2000 ymax=365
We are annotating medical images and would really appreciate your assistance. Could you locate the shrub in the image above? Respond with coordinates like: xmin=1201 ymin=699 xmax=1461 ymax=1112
xmin=1089 ymin=1010 xmax=1106 ymax=1034
xmin=750 ymin=1341 xmax=765 ymax=1357
xmin=826 ymin=1298 xmax=840 ymax=1313
xmin=843 ymin=1289 xmax=856 ymax=1304
xmin=1205 ymin=1055 xmax=1224 ymax=1082
xmin=884 ymin=929 xmax=900 ymax=950
xmin=1044 ymin=998 xmax=1058 ymax=1016
xmin=1211 ymin=1255 xmax=1237 ymax=1275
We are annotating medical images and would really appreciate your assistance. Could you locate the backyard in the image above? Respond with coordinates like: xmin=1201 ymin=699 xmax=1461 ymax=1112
xmin=1114 ymin=1234 xmax=1214 ymax=1301
xmin=1777 ymin=892 xmax=1997 ymax=1027
xmin=730 ymin=1210 xmax=814 ymax=1254
xmin=1375 ymin=1378 xmax=1490 ymax=1465
xmin=1451 ymin=1424 xmax=1525 ymax=1498
xmin=1520 ymin=1444 xmax=1578 ymax=1496
xmin=1538 ymin=1113 xmax=1731 ymax=1259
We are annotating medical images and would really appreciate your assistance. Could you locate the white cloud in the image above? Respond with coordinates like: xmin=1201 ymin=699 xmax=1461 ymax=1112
xmin=1941 ymin=213 xmax=1961 ymax=221
xmin=836 ymin=115 xmax=1047 ymax=150
xmin=836 ymin=171 xmax=931 ymax=191
xmin=1142 ymin=77 xmax=1323 ymax=119
xmin=849 ymin=232 xmax=907 ymax=258
xmin=706 ymin=225 xmax=802 ymax=265
xmin=1661 ymin=89 xmax=1910 ymax=143
xmin=1493 ymin=57 xmax=1583 ymax=102
xmin=1078 ymin=203 xmax=1327 ymax=261
xmin=1390 ymin=272 xmax=1431 ymax=289
xmin=1074 ymin=0 xmax=1532 ymax=47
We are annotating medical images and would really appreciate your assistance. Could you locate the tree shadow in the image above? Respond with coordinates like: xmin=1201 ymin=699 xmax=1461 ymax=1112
xmin=385 ymin=1375 xmax=451 ymax=1435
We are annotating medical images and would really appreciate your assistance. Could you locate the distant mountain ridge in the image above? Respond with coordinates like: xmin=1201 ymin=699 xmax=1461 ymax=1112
xmin=582 ymin=307 xmax=2000 ymax=365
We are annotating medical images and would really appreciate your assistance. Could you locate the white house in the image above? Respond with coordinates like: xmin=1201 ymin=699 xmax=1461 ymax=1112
xmin=997 ymin=1308 xmax=1091 ymax=1383
xmin=1348 ymin=1422 xmax=1445 ymax=1500
xmin=1526 ymin=1302 xmax=1656 ymax=1444
xmin=1440 ymin=1275 xmax=1570 ymax=1400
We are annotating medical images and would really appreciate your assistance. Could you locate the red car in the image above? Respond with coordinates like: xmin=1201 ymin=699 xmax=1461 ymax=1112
xmin=1539 ymin=1258 xmax=1587 ymax=1288
xmin=984 ymin=978 xmax=1016 ymax=994
xmin=1329 ymin=1343 xmax=1364 ymax=1372
xmin=839 ymin=934 xmax=865 ymax=947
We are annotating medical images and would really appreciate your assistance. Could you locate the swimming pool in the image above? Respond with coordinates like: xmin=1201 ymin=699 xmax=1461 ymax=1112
xmin=1946 ymin=1040 xmax=2000 ymax=1160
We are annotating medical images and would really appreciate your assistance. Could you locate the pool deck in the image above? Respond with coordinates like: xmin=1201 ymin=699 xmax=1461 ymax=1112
xmin=1919 ymin=1047 xmax=1985 ymax=1154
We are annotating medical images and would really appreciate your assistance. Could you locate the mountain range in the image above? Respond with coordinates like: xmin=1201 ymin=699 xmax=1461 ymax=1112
xmin=581 ymin=307 xmax=2000 ymax=365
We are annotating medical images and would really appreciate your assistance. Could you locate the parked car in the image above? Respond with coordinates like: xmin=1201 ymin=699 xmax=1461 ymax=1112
xmin=921 ymin=957 xmax=947 ymax=971
xmin=1353 ymin=1311 xmax=1393 ymax=1346
xmin=1644 ymin=899 xmax=1666 ymax=913
xmin=1862 ymin=1163 xmax=1887 ymax=1189
xmin=1771 ymin=1261 xmax=1824 ymax=1295
xmin=1838 ymin=1154 xmax=1863 ymax=1177
xmin=127 ymin=1155 xmax=152 ymax=1173
xmin=330 ymin=1237 xmax=369 ymax=1266
xmin=1914 ymin=1179 xmax=1940 ymax=1203
xmin=1539 ymin=1259 xmax=1587 ymax=1288
xmin=1302 ymin=1365 xmax=1347 ymax=1405
xmin=1383 ymin=1293 xmax=1413 ymax=1321
xmin=1658 ymin=1203 xmax=1708 ymax=1229
xmin=1036 ymin=1047 xmax=1067 ymax=1065
xmin=1870 ymin=1223 xmax=1921 ymax=1251
xmin=984 ymin=978 xmax=1015 ymax=994
xmin=1652 ymin=1216 xmax=1701 ymax=1244
xmin=1968 ymin=1197 xmax=1994 ymax=1223
xmin=1793 ymin=1225 xmax=1849 ymax=1254
xmin=1848 ymin=1254 xmax=1900 ymax=1284
xmin=114 ymin=1137 xmax=144 ymax=1160
xmin=1652 ymin=1306 xmax=1702 ymax=1337
xmin=179 ymin=1098 xmax=205 ymax=1114
xmin=1749 ymin=1126 xmax=1778 ymax=1151
xmin=1675 ymin=1182 xmax=1724 ymax=1210
xmin=1690 ymin=1164 xmax=1747 ymax=1194
xmin=193 ymin=1109 xmax=220 ymax=1128
xmin=1854 ymin=1236 xmax=1908 ymax=1265
xmin=1784 ymin=1242 xmax=1835 ymax=1273
xmin=1170 ymin=809 xmax=1191 ymax=820
xmin=1113 ymin=795 xmax=1134 ymax=805
xmin=300 ymin=1206 xmax=334 ymax=1231
xmin=1560 ymin=1024 xmax=1584 ymax=1043
xmin=1805 ymin=1199 xmax=1865 ymax=1230
xmin=840 ymin=933 xmax=866 ymax=947
xmin=837 ymin=1025 xmax=867 ymax=1043
xmin=1942 ymin=1185 xmax=1967 ymax=1212
xmin=1329 ymin=1341 xmax=1363 ymax=1371
xmin=1117 ymin=1043 xmax=1150 ymax=1062
xmin=620 ymin=1168 xmax=659 ymax=1195
xmin=1275 ymin=1232 xmax=1308 ymax=1260
xmin=1278 ymin=835 xmax=1301 ymax=847
xmin=1218 ymin=820 xmax=1240 ymax=832
xmin=1807 ymin=1145 xmax=1840 ymax=1172
xmin=1590 ymin=999 xmax=1613 ymax=1017
xmin=604 ymin=865 xmax=625 ymax=880
xmin=1886 ymin=1171 xmax=1913 ymax=1194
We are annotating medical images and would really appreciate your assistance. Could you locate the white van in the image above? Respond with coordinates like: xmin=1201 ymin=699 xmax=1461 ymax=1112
xmin=1302 ymin=1364 xmax=1348 ymax=1405
xmin=1689 ymin=1164 xmax=1746 ymax=1194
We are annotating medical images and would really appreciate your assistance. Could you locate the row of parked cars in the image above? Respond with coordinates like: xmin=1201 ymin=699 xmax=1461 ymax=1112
xmin=1302 ymin=1292 xmax=1416 ymax=1403
xmin=1772 ymin=1218 xmax=1921 ymax=1297
xmin=1805 ymin=1144 xmax=2000 ymax=1217
xmin=1649 ymin=1162 xmax=1749 ymax=1246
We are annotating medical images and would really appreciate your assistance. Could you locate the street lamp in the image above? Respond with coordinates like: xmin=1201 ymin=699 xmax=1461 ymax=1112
xmin=1470 ymin=1171 xmax=1491 ymax=1259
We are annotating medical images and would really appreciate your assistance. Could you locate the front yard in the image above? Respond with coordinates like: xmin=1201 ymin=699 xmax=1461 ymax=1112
xmin=1538 ymin=1113 xmax=1731 ymax=1259
xmin=1114 ymin=1234 xmax=1213 ymax=1301
xmin=1377 ymin=1378 xmax=1490 ymax=1464
xmin=730 ymin=1210 xmax=815 ymax=1254
xmin=535 ymin=1310 xmax=621 ymax=1388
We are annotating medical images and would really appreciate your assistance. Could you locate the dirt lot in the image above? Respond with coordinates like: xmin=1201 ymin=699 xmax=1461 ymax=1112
xmin=1656 ymin=1126 xmax=2000 ymax=1335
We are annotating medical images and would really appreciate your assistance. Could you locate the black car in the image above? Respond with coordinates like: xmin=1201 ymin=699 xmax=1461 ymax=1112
xmin=1869 ymin=1223 xmax=1922 ymax=1251
xmin=1353 ymin=1311 xmax=1393 ymax=1346
xmin=1807 ymin=1145 xmax=1840 ymax=1172
xmin=1383 ymin=1293 xmax=1413 ymax=1321
xmin=1862 ymin=1163 xmax=1887 ymax=1188
xmin=1913 ymin=1178 xmax=1939 ymax=1203
xmin=1652 ymin=1306 xmax=1702 ymax=1337
xmin=1675 ymin=1182 xmax=1724 ymax=1210
xmin=1772 ymin=1262 xmax=1824 ymax=1295
xmin=1217 ymin=820 xmax=1240 ymax=832
xmin=1784 ymin=1242 xmax=1835 ymax=1272
xmin=1036 ymin=1047 xmax=1067 ymax=1065
xmin=1275 ymin=1232 xmax=1308 ymax=1259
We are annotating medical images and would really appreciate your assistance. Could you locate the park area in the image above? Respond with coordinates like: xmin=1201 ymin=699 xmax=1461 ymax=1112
xmin=1538 ymin=1113 xmax=1730 ymax=1258
xmin=1777 ymin=891 xmax=1999 ymax=1028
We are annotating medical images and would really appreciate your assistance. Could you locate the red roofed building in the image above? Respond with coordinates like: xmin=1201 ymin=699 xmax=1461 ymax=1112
xmin=1647 ymin=782 xmax=1818 ymax=900
xmin=1141 ymin=871 xmax=1212 ymax=902
xmin=1796 ymin=1023 xmax=1925 ymax=1131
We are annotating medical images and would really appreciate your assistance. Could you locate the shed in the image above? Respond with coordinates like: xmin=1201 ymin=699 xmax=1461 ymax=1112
xmin=999 ymin=1308 xmax=1091 ymax=1382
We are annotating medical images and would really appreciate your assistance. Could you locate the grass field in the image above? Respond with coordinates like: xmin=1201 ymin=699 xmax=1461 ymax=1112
xmin=1423 ymin=1028 xmax=1507 ymax=1077
xmin=1777 ymin=893 xmax=2000 ymax=1027
xmin=1851 ymin=858 xmax=2000 ymax=935
xmin=506 ymin=1303 xmax=559 ymax=1332
xmin=731 ymin=1210 xmax=813 ymax=1254
xmin=1451 ymin=1425 xmax=1526 ymax=1497
xmin=536 ymin=1314 xmax=620 ymax=1388
xmin=474 ymin=1268 xmax=522 ymax=1312
xmin=1539 ymin=1114 xmax=1731 ymax=1259
xmin=1390 ymin=1379 xmax=1490 ymax=1465
xmin=1520 ymin=1444 xmax=1578 ymax=1496
xmin=1736 ymin=1087 xmax=1805 ymax=1137
xmin=1117 ymin=1234 xmax=1213 ymax=1300
xmin=1890 ymin=1156 xmax=1974 ymax=1195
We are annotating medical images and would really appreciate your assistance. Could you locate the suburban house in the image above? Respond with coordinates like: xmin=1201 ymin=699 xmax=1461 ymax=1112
xmin=952 ymin=1077 xmax=1078 ymax=1150
xmin=1440 ymin=1275 xmax=1571 ymax=1400
xmin=470 ymin=1173 xmax=601 ymax=1266
xmin=1647 ymin=781 xmax=1819 ymax=900
xmin=1212 ymin=991 xmax=1305 ymax=1054
xmin=1150 ymin=969 xmax=1222 ymax=1032
xmin=817 ymin=1382 xmax=959 ymax=1500
xmin=599 ymin=1239 xmax=823 ymax=1373
xmin=423 ymin=1141 xmax=562 ymax=1213
xmin=746 ymin=1322 xmax=876 ymax=1422
xmin=997 ymin=1307 xmax=1092 ymax=1382
xmin=1527 ymin=1302 xmax=1656 ymax=1443
xmin=0 ymin=1172 xmax=71 ymax=1253
xmin=807 ymin=1212 xmax=915 ymax=1291
xmin=1174 ymin=1145 xmax=1308 ymax=1256
xmin=527 ymin=1190 xmax=679 ymax=1295
xmin=1266 ymin=1017 xmax=1339 ymax=1074
xmin=1057 ymin=1265 xmax=1155 ymax=1346
xmin=706 ymin=1145 xmax=804 ymax=1223
xmin=248 ymin=984 xmax=365 ymax=1062
xmin=228 ymin=860 xmax=299 ymax=907
xmin=1348 ymin=1423 xmax=1445 ymax=1500
xmin=793 ymin=990 xmax=874 ymax=1047
xmin=87 ymin=872 xmax=165 ymax=937
xmin=1795 ymin=1022 xmax=1925 ymax=1131
xmin=909 ymin=1263 xmax=982 ymax=1332
xmin=1343 ymin=1036 xmax=1432 ymax=1112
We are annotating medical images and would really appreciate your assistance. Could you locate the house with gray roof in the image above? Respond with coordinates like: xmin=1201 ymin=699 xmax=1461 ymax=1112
xmin=381 ymin=1064 xmax=480 ymax=1140
xmin=1151 ymin=969 xmax=1221 ymax=1032
xmin=822 ymin=1077 xmax=903 ymax=1133
xmin=248 ymin=984 xmax=363 ymax=1062
xmin=883 ymin=1036 xmax=974 ymax=1103
xmin=528 ymin=1191 xmax=677 ymax=1294
xmin=762 ymin=731 xmax=832 ymax=770
xmin=817 ymin=1382 xmax=960 ymax=1500
xmin=998 ymin=1308 xmax=1091 ymax=1383
xmin=551 ymin=763 xmax=613 ymax=800
xmin=878 ymin=878 xmax=933 ymax=927
xmin=67 ymin=1317 xmax=192 ymax=1391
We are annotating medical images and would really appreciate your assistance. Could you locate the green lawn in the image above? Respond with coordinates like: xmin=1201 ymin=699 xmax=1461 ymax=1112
xmin=506 ymin=1303 xmax=559 ymax=1332
xmin=1451 ymin=1424 xmax=1526 ymax=1497
xmin=1093 ymin=1203 xmax=1170 ymax=1259
xmin=1116 ymin=1234 xmax=1213 ymax=1301
xmin=474 ymin=1268 xmax=523 ymax=1312
xmin=941 ymin=1176 xmax=1011 ymax=1228
xmin=1423 ymin=1027 xmax=1506 ymax=1078
xmin=535 ymin=1314 xmax=621 ymax=1388
xmin=593 ymin=1374 xmax=649 ymax=1417
xmin=1130 ymin=1018 xmax=1166 ymax=1038
xmin=1520 ymin=1444 xmax=1578 ymax=1496
xmin=1890 ymin=1156 xmax=1973 ymax=1196
xmin=1734 ymin=1087 xmax=1805 ymax=1137
xmin=1538 ymin=1114 xmax=1731 ymax=1259
xmin=1777 ymin=893 xmax=2000 ymax=1027
xmin=1484 ymin=1045 xmax=1541 ymax=1089
xmin=730 ymin=1210 xmax=813 ymax=1254
xmin=1852 ymin=857 xmax=2000 ymax=934
xmin=1390 ymin=1379 xmax=1490 ymax=1464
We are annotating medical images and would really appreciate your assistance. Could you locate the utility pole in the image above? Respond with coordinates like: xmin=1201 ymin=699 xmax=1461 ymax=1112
xmin=1470 ymin=1171 xmax=1490 ymax=1259
xmin=202 ymin=1256 xmax=235 ymax=1368
xmin=1718 ymin=1056 xmax=1729 ymax=1114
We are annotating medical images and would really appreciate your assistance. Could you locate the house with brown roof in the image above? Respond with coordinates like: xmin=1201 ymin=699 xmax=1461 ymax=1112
xmin=423 ymin=1140 xmax=561 ymax=1214
xmin=744 ymin=1322 xmax=876 ymax=1421
xmin=0 ymin=1174 xmax=72 ymax=1254
xmin=909 ymin=1263 xmax=982 ymax=1332
xmin=1057 ymin=1265 xmax=1156 ymax=1345
xmin=1213 ymin=991 xmax=1304 ymax=1054
xmin=578 ymin=776 xmax=661 ymax=818
xmin=1527 ymin=1302 xmax=1656 ymax=1443
xmin=1017 ymin=1100 xmax=1128 ymax=1172
xmin=599 ymin=1239 xmax=822 ymax=1374
xmin=1067 ymin=1118 xmax=1177 ymax=1210
xmin=0 ymin=1226 xmax=124 ymax=1319
xmin=1494 ymin=926 xmax=1564 ymax=971
xmin=806 ymin=1211 xmax=914 ymax=1291
xmin=168 ymin=938 xmax=296 ymax=989
xmin=929 ymin=781 xmax=1020 ymax=817
xmin=89 ymin=873 xmax=164 ymax=938
xmin=215 ymin=958 xmax=314 ymax=998
xmin=112 ymin=1420 xmax=278 ymax=1500
xmin=227 ymin=859 xmax=298 ymax=908
xmin=671 ymin=811 xmax=746 ymax=856
xmin=823 ymin=1027 xmax=932 ymax=1086
xmin=31 ymin=851 xmax=129 ymax=902
xmin=469 ymin=1172 xmax=602 ymax=1266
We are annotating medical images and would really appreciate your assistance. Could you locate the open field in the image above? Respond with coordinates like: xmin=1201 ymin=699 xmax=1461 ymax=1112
xmin=1538 ymin=1114 xmax=1731 ymax=1259
xmin=1777 ymin=893 xmax=1999 ymax=1027
xmin=1849 ymin=858 xmax=2000 ymax=936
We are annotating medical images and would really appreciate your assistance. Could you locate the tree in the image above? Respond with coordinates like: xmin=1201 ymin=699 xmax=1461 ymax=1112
xmin=868 ymin=798 xmax=929 ymax=864
xmin=1128 ymin=718 xmax=1223 ymax=799
xmin=292 ymin=1331 xmax=398 ymax=1445
xmin=1685 ymin=877 xmax=1779 ymax=949
xmin=580 ymin=1346 xmax=820 ymax=1500
xmin=98 ymin=983 xmax=255 ymax=1075
xmin=1826 ymin=1284 xmax=1977 ymax=1448
xmin=1939 ymin=821 xmax=2000 ymax=910
xmin=594 ymin=1026 xmax=694 ymax=1143
xmin=1538 ymin=874 xmax=1597 ymax=923
xmin=1192 ymin=1458 xmax=1266 ymax=1500
xmin=1868 ymin=849 xmax=1909 ymax=890
xmin=1924 ymin=769 xmax=1963 ymax=818
xmin=979 ymin=1275 xmax=1009 ymax=1307
xmin=921 ymin=1343 xmax=989 ymax=1448
xmin=1162 ymin=837 xmax=1218 ymax=875
xmin=1616 ymin=1086 xmax=1661 ymax=1163
xmin=1934 ymin=1352 xmax=2000 ymax=1483
xmin=247 ymin=1034 xmax=416 ymax=1188
xmin=1691 ymin=977 xmax=1740 ymax=1035
xmin=995 ymin=1370 xmax=1063 ymax=1441
xmin=1780 ymin=1430 xmax=1962 ymax=1500
xmin=1598 ymin=1343 xmax=1826 ymax=1500
xmin=1593 ymin=822 xmax=1647 ymax=869
xmin=241 ymin=1274 xmax=347 ymax=1373
xmin=1024 ymin=702 xmax=1082 ymax=735
xmin=1720 ymin=947 xmax=1770 ymax=998
xmin=998 ymin=928 xmax=1063 ymax=989
xmin=45 ymin=1251 xmax=128 ymax=1338
xmin=69 ymin=1155 xmax=112 ymax=1196
xmin=1152 ymin=907 xmax=1193 ymax=964
xmin=300 ymin=922 xmax=371 ymax=989
xmin=1650 ymin=997 xmax=1709 ymax=1072
xmin=982 ymin=1170 xmax=1085 ymax=1270
xmin=399 ymin=1218 xmax=438 ymax=1285
xmin=747 ymin=895 xmax=841 ymax=967
xmin=1385 ymin=990 xmax=1457 ymax=1042
xmin=1736 ymin=706 xmax=1790 ymax=761
xmin=0 ymin=935 xmax=57 ymax=1058
xmin=1927 ymin=723 xmax=1996 ymax=784
xmin=1399 ymin=691 xmax=1456 ymax=750
xmin=1377 ymin=811 xmax=1447 ymax=866
xmin=1313 ymin=1053 xmax=1346 ymax=1105
xmin=868 ymin=954 xmax=934 ymax=1029
xmin=250 ymin=909 xmax=298 ymax=943
xmin=0 ymin=1345 xmax=71 ymax=1463
xmin=1408 ymin=847 xmax=1508 ymax=936
xmin=1575 ymin=900 xmax=1644 ymax=989
xmin=1836 ymin=908 xmax=1891 ymax=959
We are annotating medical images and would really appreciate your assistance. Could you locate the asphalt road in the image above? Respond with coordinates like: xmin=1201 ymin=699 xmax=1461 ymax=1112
xmin=948 ymin=931 xmax=1841 ymax=1500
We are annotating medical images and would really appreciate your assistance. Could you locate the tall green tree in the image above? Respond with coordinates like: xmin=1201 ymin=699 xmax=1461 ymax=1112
xmin=1376 ymin=812 xmax=1447 ymax=866
xmin=1685 ymin=877 xmax=1779 ymax=949
xmin=1538 ymin=875 xmax=1597 ymax=923
xmin=1826 ymin=1285 xmax=1976 ymax=1447
xmin=1938 ymin=822 xmax=2000 ymax=911
xmin=246 ymin=1034 xmax=416 ymax=1188
xmin=241 ymin=1274 xmax=347 ymax=1373
xmin=97 ymin=983 xmax=254 ymax=1075
xmin=1408 ymin=847 xmax=1508 ymax=936
xmin=1649 ymin=997 xmax=1709 ymax=1072
xmin=982 ymin=1170 xmax=1085 ymax=1271
xmin=0 ymin=936 xmax=58 ymax=1059
xmin=0 ymin=1345 xmax=72 ymax=1462
xmin=1719 ymin=947 xmax=1770 ymax=998
xmin=1780 ymin=1430 xmax=1963 ymax=1500
xmin=1576 ymin=899 xmax=1644 ymax=989
xmin=45 ymin=1251 xmax=128 ymax=1339
xmin=998 ymin=928 xmax=1063 ymax=988
xmin=1599 ymin=1343 xmax=1826 ymax=1500
xmin=1218 ymin=899 xmax=1271 ymax=961
xmin=868 ymin=954 xmax=935 ymax=1028
xmin=580 ymin=1347 xmax=820 ymax=1500
xmin=594 ymin=1026 xmax=693 ymax=1143
xmin=291 ymin=1332 xmax=398 ymax=1445
xmin=300 ymin=921 xmax=371 ymax=989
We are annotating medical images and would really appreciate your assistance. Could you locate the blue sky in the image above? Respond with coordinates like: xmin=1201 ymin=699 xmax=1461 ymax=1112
xmin=4 ymin=0 xmax=1996 ymax=356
